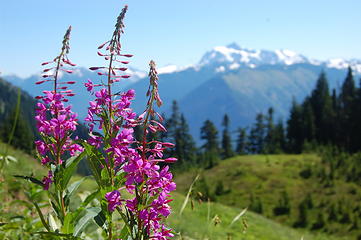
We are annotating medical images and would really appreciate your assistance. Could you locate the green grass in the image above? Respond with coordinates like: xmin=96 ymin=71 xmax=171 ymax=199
xmin=167 ymin=192 xmax=348 ymax=240
xmin=1 ymin=144 xmax=359 ymax=239
xmin=174 ymin=154 xmax=361 ymax=239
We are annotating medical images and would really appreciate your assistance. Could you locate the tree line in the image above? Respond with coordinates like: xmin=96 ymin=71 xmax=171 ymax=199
xmin=1 ymin=67 xmax=361 ymax=169
xmin=157 ymin=67 xmax=361 ymax=169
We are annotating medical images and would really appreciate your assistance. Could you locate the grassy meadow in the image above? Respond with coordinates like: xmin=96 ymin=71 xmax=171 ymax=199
xmin=1 ymin=142 xmax=359 ymax=239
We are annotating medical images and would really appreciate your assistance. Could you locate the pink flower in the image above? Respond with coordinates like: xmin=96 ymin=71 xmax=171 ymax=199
xmin=42 ymin=171 xmax=53 ymax=190
xmin=84 ymin=79 xmax=94 ymax=91
xmin=35 ymin=140 xmax=48 ymax=155
xmin=41 ymin=156 xmax=51 ymax=165
xmin=105 ymin=190 xmax=122 ymax=212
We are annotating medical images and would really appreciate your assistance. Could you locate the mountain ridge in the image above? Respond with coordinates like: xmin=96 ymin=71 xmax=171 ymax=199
xmin=2 ymin=44 xmax=361 ymax=143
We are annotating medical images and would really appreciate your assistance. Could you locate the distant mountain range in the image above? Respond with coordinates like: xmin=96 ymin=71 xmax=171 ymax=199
xmin=3 ymin=43 xmax=361 ymax=142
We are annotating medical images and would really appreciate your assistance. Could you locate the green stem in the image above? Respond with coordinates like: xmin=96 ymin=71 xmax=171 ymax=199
xmin=109 ymin=218 xmax=113 ymax=240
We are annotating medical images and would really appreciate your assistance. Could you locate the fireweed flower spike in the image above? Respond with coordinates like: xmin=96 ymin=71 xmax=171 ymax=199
xmin=34 ymin=26 xmax=83 ymax=221
xmin=122 ymin=60 xmax=177 ymax=239
xmin=84 ymin=5 xmax=176 ymax=240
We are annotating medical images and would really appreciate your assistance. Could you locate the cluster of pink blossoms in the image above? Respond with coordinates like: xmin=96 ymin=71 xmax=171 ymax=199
xmin=34 ymin=6 xmax=176 ymax=239
xmin=83 ymin=5 xmax=176 ymax=239
xmin=34 ymin=26 xmax=83 ymax=190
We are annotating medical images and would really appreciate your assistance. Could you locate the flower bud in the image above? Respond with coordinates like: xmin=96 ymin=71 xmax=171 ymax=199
xmin=41 ymin=61 xmax=52 ymax=66
xmin=121 ymin=54 xmax=133 ymax=58
xmin=165 ymin=157 xmax=177 ymax=163
xmin=89 ymin=67 xmax=101 ymax=70
xmin=98 ymin=41 xmax=109 ymax=49
xmin=97 ymin=51 xmax=105 ymax=56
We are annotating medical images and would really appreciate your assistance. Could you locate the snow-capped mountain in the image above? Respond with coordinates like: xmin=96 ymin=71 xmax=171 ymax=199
xmin=197 ymin=43 xmax=361 ymax=74
xmin=199 ymin=43 xmax=308 ymax=68
xmin=2 ymin=43 xmax=361 ymax=143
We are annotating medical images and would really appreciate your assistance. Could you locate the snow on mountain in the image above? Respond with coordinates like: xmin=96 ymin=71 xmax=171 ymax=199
xmin=197 ymin=43 xmax=361 ymax=74
xmin=157 ymin=65 xmax=179 ymax=74
xmin=326 ymin=58 xmax=361 ymax=73
xmin=199 ymin=43 xmax=309 ymax=68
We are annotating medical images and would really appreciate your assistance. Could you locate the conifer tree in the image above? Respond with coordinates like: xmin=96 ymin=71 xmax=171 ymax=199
xmin=273 ymin=120 xmax=286 ymax=153
xmin=248 ymin=113 xmax=266 ymax=154
xmin=176 ymin=114 xmax=197 ymax=166
xmin=0 ymin=109 xmax=34 ymax=154
xmin=301 ymin=99 xmax=316 ymax=144
xmin=286 ymin=99 xmax=304 ymax=153
xmin=200 ymin=119 xmax=220 ymax=167
xmin=236 ymin=127 xmax=248 ymax=155
xmin=309 ymin=72 xmax=333 ymax=144
xmin=339 ymin=67 xmax=356 ymax=151
xmin=294 ymin=201 xmax=308 ymax=228
xmin=221 ymin=114 xmax=234 ymax=159
xmin=165 ymin=100 xmax=181 ymax=144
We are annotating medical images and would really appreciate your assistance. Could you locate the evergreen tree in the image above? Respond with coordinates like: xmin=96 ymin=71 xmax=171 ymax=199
xmin=328 ymin=204 xmax=338 ymax=222
xmin=165 ymin=100 xmax=181 ymax=146
xmin=286 ymin=99 xmax=304 ymax=153
xmin=248 ymin=113 xmax=266 ymax=154
xmin=301 ymin=99 xmax=316 ymax=144
xmin=236 ymin=127 xmax=248 ymax=155
xmin=353 ymin=78 xmax=361 ymax=151
xmin=311 ymin=212 xmax=325 ymax=230
xmin=164 ymin=101 xmax=197 ymax=167
xmin=309 ymin=72 xmax=333 ymax=144
xmin=339 ymin=67 xmax=356 ymax=151
xmin=249 ymin=193 xmax=263 ymax=214
xmin=273 ymin=120 xmax=286 ymax=153
xmin=294 ymin=201 xmax=308 ymax=228
xmin=0 ymin=109 xmax=34 ymax=154
xmin=273 ymin=191 xmax=291 ymax=216
xmin=264 ymin=107 xmax=275 ymax=153
xmin=221 ymin=114 xmax=234 ymax=159
xmin=175 ymin=114 xmax=197 ymax=166
xmin=200 ymin=119 xmax=220 ymax=167
xmin=214 ymin=180 xmax=225 ymax=196
xmin=330 ymin=88 xmax=339 ymax=145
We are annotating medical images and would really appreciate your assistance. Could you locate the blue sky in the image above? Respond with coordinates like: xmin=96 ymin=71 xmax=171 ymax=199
xmin=1 ymin=0 xmax=361 ymax=77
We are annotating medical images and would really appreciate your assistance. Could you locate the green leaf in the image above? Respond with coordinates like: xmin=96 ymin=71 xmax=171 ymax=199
xmin=229 ymin=207 xmax=248 ymax=227
xmin=118 ymin=224 xmax=131 ymax=239
xmin=62 ymin=212 xmax=74 ymax=234
xmin=80 ymin=190 xmax=99 ymax=208
xmin=5 ymin=155 xmax=18 ymax=164
xmin=33 ymin=202 xmax=51 ymax=232
xmin=101 ymin=168 xmax=110 ymax=184
xmin=180 ymin=174 xmax=200 ymax=215
xmin=13 ymin=175 xmax=44 ymax=187
xmin=48 ymin=214 xmax=59 ymax=231
xmin=65 ymin=178 xmax=85 ymax=203
xmin=83 ymin=143 xmax=102 ymax=186
xmin=61 ymin=151 xmax=86 ymax=190
xmin=94 ymin=210 xmax=106 ymax=228
xmin=73 ymin=207 xmax=101 ymax=237
xmin=50 ymin=200 xmax=61 ymax=220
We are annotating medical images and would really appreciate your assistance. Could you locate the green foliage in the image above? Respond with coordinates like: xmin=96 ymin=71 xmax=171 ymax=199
xmin=168 ymin=193 xmax=347 ymax=240
xmin=175 ymin=154 xmax=361 ymax=239
xmin=294 ymin=200 xmax=308 ymax=228
xmin=273 ymin=191 xmax=291 ymax=216
xmin=248 ymin=113 xmax=266 ymax=154
xmin=249 ymin=193 xmax=263 ymax=214
xmin=285 ymin=68 xmax=361 ymax=154
xmin=236 ymin=127 xmax=248 ymax=155
xmin=200 ymin=119 xmax=220 ymax=167
xmin=164 ymin=101 xmax=197 ymax=168
xmin=221 ymin=114 xmax=234 ymax=159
